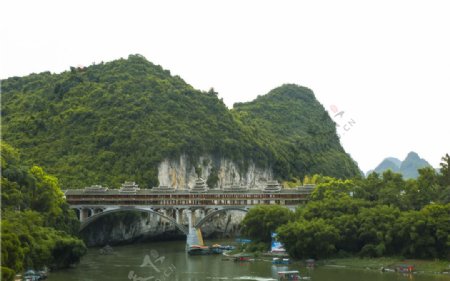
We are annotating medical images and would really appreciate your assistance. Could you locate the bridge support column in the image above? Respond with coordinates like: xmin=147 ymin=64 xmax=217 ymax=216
xmin=200 ymin=209 xmax=205 ymax=220
xmin=186 ymin=209 xmax=202 ymax=247
xmin=175 ymin=209 xmax=181 ymax=224
xmin=79 ymin=208 xmax=89 ymax=222
xmin=187 ymin=210 xmax=193 ymax=230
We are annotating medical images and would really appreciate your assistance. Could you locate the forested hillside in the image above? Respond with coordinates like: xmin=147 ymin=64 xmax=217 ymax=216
xmin=1 ymin=143 xmax=86 ymax=280
xmin=241 ymin=154 xmax=450 ymax=260
xmin=1 ymin=54 xmax=359 ymax=188
xmin=233 ymin=85 xmax=360 ymax=179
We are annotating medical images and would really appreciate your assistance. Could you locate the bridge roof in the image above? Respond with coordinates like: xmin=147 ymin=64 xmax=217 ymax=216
xmin=63 ymin=188 xmax=313 ymax=196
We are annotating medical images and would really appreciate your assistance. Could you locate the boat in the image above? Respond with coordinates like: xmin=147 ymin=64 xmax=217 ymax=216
xmin=272 ymin=258 xmax=291 ymax=265
xmin=209 ymin=244 xmax=236 ymax=254
xmin=210 ymin=244 xmax=223 ymax=254
xmin=233 ymin=254 xmax=254 ymax=262
xmin=99 ymin=244 xmax=113 ymax=255
xmin=187 ymin=245 xmax=210 ymax=255
xmin=22 ymin=269 xmax=47 ymax=281
xmin=305 ymin=259 xmax=315 ymax=268
xmin=188 ymin=244 xmax=237 ymax=255
xmin=219 ymin=245 xmax=236 ymax=251
xmin=277 ymin=270 xmax=300 ymax=280
xmin=396 ymin=264 xmax=415 ymax=273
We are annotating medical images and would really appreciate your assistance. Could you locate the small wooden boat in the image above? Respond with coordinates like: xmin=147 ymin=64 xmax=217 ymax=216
xmin=277 ymin=270 xmax=300 ymax=280
xmin=272 ymin=258 xmax=291 ymax=264
xmin=187 ymin=245 xmax=210 ymax=255
xmin=234 ymin=256 xmax=253 ymax=262
xmin=22 ymin=269 xmax=47 ymax=281
xmin=209 ymin=244 xmax=237 ymax=254
xmin=99 ymin=245 xmax=113 ymax=255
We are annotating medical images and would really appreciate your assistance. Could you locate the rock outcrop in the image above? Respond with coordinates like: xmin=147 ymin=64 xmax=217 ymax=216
xmin=157 ymin=154 xmax=272 ymax=189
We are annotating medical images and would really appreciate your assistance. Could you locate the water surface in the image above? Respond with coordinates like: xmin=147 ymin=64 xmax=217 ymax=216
xmin=47 ymin=240 xmax=448 ymax=281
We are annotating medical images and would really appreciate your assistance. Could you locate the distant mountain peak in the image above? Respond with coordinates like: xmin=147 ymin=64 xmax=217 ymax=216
xmin=372 ymin=158 xmax=400 ymax=175
xmin=368 ymin=151 xmax=432 ymax=179
xmin=404 ymin=151 xmax=420 ymax=160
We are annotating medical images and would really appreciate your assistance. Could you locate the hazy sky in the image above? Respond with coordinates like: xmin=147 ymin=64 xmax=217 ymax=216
xmin=1 ymin=0 xmax=449 ymax=172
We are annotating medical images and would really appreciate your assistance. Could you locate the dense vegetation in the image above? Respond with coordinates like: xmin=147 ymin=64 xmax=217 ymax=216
xmin=1 ymin=54 xmax=359 ymax=188
xmin=233 ymin=85 xmax=360 ymax=179
xmin=1 ymin=143 xmax=86 ymax=281
xmin=241 ymin=154 xmax=450 ymax=260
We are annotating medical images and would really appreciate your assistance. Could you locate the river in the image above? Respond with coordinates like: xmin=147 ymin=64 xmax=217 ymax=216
xmin=48 ymin=240 xmax=448 ymax=281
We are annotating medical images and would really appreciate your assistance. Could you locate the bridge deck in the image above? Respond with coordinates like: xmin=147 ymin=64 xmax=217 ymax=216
xmin=65 ymin=188 xmax=312 ymax=207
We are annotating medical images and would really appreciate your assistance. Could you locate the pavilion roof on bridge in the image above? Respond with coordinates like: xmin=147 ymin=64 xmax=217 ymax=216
xmin=63 ymin=186 xmax=314 ymax=196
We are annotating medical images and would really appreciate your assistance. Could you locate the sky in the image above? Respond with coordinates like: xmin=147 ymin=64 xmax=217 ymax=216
xmin=1 ymin=0 xmax=449 ymax=173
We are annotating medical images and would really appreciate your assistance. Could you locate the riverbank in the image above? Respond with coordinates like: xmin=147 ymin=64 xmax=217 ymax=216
xmin=227 ymin=248 xmax=450 ymax=276
xmin=319 ymin=257 xmax=450 ymax=275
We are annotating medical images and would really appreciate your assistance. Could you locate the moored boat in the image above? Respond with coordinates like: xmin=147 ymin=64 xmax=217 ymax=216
xmin=277 ymin=270 xmax=299 ymax=280
xmin=187 ymin=245 xmax=210 ymax=255
xmin=272 ymin=257 xmax=291 ymax=264
xmin=22 ymin=269 xmax=47 ymax=281
xmin=233 ymin=255 xmax=253 ymax=262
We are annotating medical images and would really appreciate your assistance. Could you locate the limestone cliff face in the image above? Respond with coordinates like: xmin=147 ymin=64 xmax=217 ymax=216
xmin=199 ymin=210 xmax=246 ymax=238
xmin=81 ymin=210 xmax=246 ymax=246
xmin=157 ymin=154 xmax=272 ymax=189
xmin=82 ymin=155 xmax=261 ymax=246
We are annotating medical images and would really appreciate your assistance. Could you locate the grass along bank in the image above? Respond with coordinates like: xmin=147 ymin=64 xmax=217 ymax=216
xmin=320 ymin=257 xmax=450 ymax=275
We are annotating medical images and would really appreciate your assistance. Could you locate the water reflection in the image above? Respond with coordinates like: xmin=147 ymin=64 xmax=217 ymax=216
xmin=47 ymin=240 xmax=446 ymax=281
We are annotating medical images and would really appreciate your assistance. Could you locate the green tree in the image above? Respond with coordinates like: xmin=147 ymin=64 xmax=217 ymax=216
xmin=439 ymin=153 xmax=450 ymax=186
xmin=277 ymin=219 xmax=339 ymax=259
xmin=310 ymin=178 xmax=356 ymax=201
xmin=2 ymin=60 xmax=360 ymax=189
xmin=241 ymin=205 xmax=294 ymax=243
xmin=357 ymin=205 xmax=399 ymax=257
xmin=0 ymin=144 xmax=86 ymax=273
xmin=354 ymin=172 xmax=382 ymax=202
xmin=377 ymin=170 xmax=408 ymax=209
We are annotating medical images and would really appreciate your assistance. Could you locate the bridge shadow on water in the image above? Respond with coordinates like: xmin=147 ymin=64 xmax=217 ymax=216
xmin=78 ymin=209 xmax=246 ymax=247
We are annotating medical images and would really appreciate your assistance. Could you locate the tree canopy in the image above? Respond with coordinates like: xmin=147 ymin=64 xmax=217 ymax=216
xmin=2 ymin=55 xmax=360 ymax=189
xmin=241 ymin=162 xmax=450 ymax=260
xmin=1 ymin=143 xmax=86 ymax=280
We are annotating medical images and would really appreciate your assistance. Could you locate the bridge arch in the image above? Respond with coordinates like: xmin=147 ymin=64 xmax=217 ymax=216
xmin=194 ymin=207 xmax=249 ymax=229
xmin=79 ymin=208 xmax=189 ymax=235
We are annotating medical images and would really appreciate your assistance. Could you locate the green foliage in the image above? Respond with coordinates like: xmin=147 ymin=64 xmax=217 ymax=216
xmin=439 ymin=153 xmax=450 ymax=187
xmin=233 ymin=84 xmax=361 ymax=180
xmin=357 ymin=205 xmax=400 ymax=257
xmin=355 ymin=168 xmax=449 ymax=210
xmin=245 ymin=162 xmax=450 ymax=260
xmin=1 ymin=267 xmax=16 ymax=281
xmin=0 ymin=228 xmax=24 ymax=273
xmin=1 ymin=211 xmax=87 ymax=270
xmin=0 ymin=144 xmax=86 ymax=273
xmin=2 ymin=56 xmax=359 ymax=189
xmin=277 ymin=219 xmax=339 ymax=259
xmin=241 ymin=205 xmax=294 ymax=243
xmin=310 ymin=178 xmax=356 ymax=200
xmin=206 ymin=166 xmax=219 ymax=188
xmin=243 ymin=241 xmax=269 ymax=253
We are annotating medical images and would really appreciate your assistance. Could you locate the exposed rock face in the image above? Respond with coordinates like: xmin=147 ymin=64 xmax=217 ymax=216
xmin=200 ymin=210 xmax=246 ymax=238
xmin=81 ymin=209 xmax=246 ymax=246
xmin=158 ymin=154 xmax=272 ymax=189
xmin=81 ymin=155 xmax=258 ymax=246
